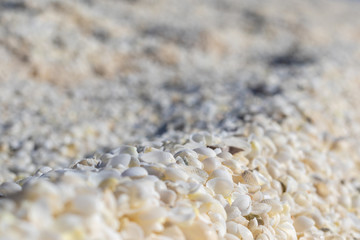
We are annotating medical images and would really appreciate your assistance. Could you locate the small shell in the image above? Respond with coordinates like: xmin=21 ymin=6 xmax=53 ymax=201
xmin=203 ymin=157 xmax=221 ymax=173
xmin=107 ymin=154 xmax=131 ymax=168
xmin=251 ymin=203 xmax=271 ymax=215
xmin=217 ymin=151 xmax=233 ymax=160
xmin=160 ymin=189 xmax=177 ymax=205
xmin=199 ymin=201 xmax=227 ymax=220
xmin=241 ymin=170 xmax=258 ymax=186
xmin=181 ymin=166 xmax=208 ymax=184
xmin=0 ymin=182 xmax=22 ymax=196
xmin=232 ymin=194 xmax=252 ymax=216
xmin=164 ymin=167 xmax=189 ymax=182
xmin=206 ymin=177 xmax=234 ymax=197
xmin=209 ymin=169 xmax=233 ymax=182
xmin=226 ymin=221 xmax=254 ymax=240
xmin=222 ymin=160 xmax=242 ymax=174
xmin=223 ymin=137 xmax=251 ymax=155
xmin=261 ymin=199 xmax=283 ymax=215
xmin=179 ymin=221 xmax=218 ymax=240
xmin=140 ymin=151 xmax=175 ymax=165
xmin=111 ymin=145 xmax=138 ymax=157
xmin=193 ymin=147 xmax=216 ymax=158
xmin=293 ymin=216 xmax=315 ymax=233
xmin=121 ymin=167 xmax=148 ymax=179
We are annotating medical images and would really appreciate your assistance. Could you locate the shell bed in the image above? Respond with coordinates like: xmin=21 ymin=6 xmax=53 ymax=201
xmin=0 ymin=0 xmax=360 ymax=239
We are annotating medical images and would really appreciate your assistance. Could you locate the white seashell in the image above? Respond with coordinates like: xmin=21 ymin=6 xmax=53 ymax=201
xmin=160 ymin=189 xmax=177 ymax=205
xmin=224 ymin=233 xmax=240 ymax=240
xmin=208 ymin=212 xmax=227 ymax=237
xmin=203 ymin=157 xmax=221 ymax=173
xmin=121 ymin=167 xmax=148 ymax=179
xmin=199 ymin=200 xmax=227 ymax=220
xmin=226 ymin=221 xmax=254 ymax=240
xmin=222 ymin=160 xmax=242 ymax=174
xmin=162 ymin=225 xmax=186 ymax=240
xmin=143 ymin=164 xmax=165 ymax=178
xmin=261 ymin=199 xmax=283 ymax=215
xmin=107 ymin=154 xmax=131 ymax=168
xmin=251 ymin=202 xmax=271 ymax=215
xmin=164 ymin=167 xmax=189 ymax=182
xmin=128 ymin=157 xmax=140 ymax=167
xmin=276 ymin=222 xmax=297 ymax=240
xmin=193 ymin=147 xmax=216 ymax=158
xmin=69 ymin=194 xmax=99 ymax=216
xmin=180 ymin=166 xmax=208 ymax=184
xmin=209 ymin=168 xmax=233 ymax=181
xmin=168 ymin=206 xmax=196 ymax=223
xmin=0 ymin=182 xmax=22 ymax=196
xmin=140 ymin=151 xmax=175 ymax=165
xmin=179 ymin=221 xmax=218 ymax=240
xmin=174 ymin=149 xmax=198 ymax=161
xmin=111 ymin=145 xmax=138 ymax=157
xmin=206 ymin=177 xmax=234 ymax=197
xmin=241 ymin=170 xmax=258 ymax=186
xmin=293 ymin=216 xmax=315 ymax=233
xmin=232 ymin=194 xmax=252 ymax=216
xmin=223 ymin=137 xmax=251 ymax=155
xmin=217 ymin=151 xmax=233 ymax=160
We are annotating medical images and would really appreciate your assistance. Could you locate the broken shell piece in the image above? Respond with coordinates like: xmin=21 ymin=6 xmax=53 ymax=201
xmin=241 ymin=170 xmax=258 ymax=186
xmin=140 ymin=151 xmax=175 ymax=165
xmin=293 ymin=216 xmax=315 ymax=233
xmin=206 ymin=177 xmax=234 ymax=197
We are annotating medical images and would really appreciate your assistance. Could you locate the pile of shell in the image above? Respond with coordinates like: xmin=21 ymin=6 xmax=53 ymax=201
xmin=1 ymin=125 xmax=359 ymax=239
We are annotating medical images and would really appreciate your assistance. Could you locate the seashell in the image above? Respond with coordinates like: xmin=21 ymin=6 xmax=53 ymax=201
xmin=111 ymin=145 xmax=138 ymax=157
xmin=226 ymin=221 xmax=254 ymax=240
xmin=174 ymin=149 xmax=198 ymax=161
xmin=246 ymin=140 xmax=262 ymax=159
xmin=203 ymin=157 xmax=221 ymax=173
xmin=193 ymin=147 xmax=216 ymax=159
xmin=293 ymin=216 xmax=315 ymax=233
xmin=276 ymin=222 xmax=297 ymax=240
xmin=168 ymin=205 xmax=196 ymax=223
xmin=186 ymin=157 xmax=204 ymax=168
xmin=208 ymin=212 xmax=227 ymax=237
xmin=160 ymin=189 xmax=177 ymax=205
xmin=199 ymin=200 xmax=227 ymax=220
xmin=206 ymin=177 xmax=234 ymax=197
xmin=69 ymin=194 xmax=99 ymax=216
xmin=128 ymin=157 xmax=140 ymax=167
xmin=121 ymin=167 xmax=148 ymax=179
xmin=241 ymin=170 xmax=258 ymax=186
xmin=34 ymin=166 xmax=53 ymax=176
xmin=107 ymin=154 xmax=131 ymax=168
xmin=222 ymin=160 xmax=242 ymax=174
xmin=179 ymin=221 xmax=218 ymax=240
xmin=0 ymin=182 xmax=22 ymax=196
xmin=162 ymin=225 xmax=186 ymax=240
xmin=209 ymin=168 xmax=233 ymax=182
xmin=261 ymin=199 xmax=283 ymax=215
xmin=223 ymin=137 xmax=251 ymax=155
xmin=232 ymin=194 xmax=252 ymax=216
xmin=181 ymin=166 xmax=208 ymax=184
xmin=164 ymin=167 xmax=189 ymax=182
xmin=140 ymin=151 xmax=175 ymax=165
xmin=217 ymin=151 xmax=233 ymax=160
xmin=224 ymin=233 xmax=240 ymax=240
xmin=120 ymin=221 xmax=144 ymax=240
xmin=251 ymin=203 xmax=271 ymax=215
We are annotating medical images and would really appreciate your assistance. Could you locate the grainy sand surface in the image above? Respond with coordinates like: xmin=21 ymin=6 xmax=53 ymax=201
xmin=0 ymin=0 xmax=360 ymax=239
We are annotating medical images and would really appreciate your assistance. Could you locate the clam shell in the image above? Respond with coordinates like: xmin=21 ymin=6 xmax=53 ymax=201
xmin=293 ymin=216 xmax=315 ymax=233
xmin=251 ymin=203 xmax=271 ymax=215
xmin=107 ymin=154 xmax=131 ymax=168
xmin=232 ymin=194 xmax=252 ymax=216
xmin=203 ymin=157 xmax=221 ymax=173
xmin=121 ymin=167 xmax=148 ymax=179
xmin=140 ymin=151 xmax=175 ymax=165
xmin=206 ymin=177 xmax=234 ymax=197
xmin=164 ymin=167 xmax=189 ymax=182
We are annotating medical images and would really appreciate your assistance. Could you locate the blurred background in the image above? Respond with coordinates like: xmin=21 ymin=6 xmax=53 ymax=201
xmin=0 ymin=0 xmax=360 ymax=181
